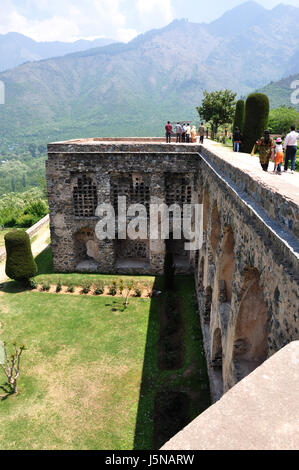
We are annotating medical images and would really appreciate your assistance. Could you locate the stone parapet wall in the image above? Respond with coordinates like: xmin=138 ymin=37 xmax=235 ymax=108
xmin=196 ymin=151 xmax=298 ymax=400
xmin=0 ymin=214 xmax=49 ymax=263
xmin=201 ymin=145 xmax=299 ymax=239
xmin=162 ymin=342 xmax=299 ymax=450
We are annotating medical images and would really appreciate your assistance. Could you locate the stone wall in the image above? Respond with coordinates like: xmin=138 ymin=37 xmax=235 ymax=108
xmin=46 ymin=139 xmax=299 ymax=396
xmin=46 ymin=143 xmax=199 ymax=274
xmin=196 ymin=149 xmax=299 ymax=399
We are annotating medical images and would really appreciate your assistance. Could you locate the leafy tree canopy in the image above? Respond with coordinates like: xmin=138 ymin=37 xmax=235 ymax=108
xmin=268 ymin=106 xmax=299 ymax=136
xmin=196 ymin=90 xmax=237 ymax=133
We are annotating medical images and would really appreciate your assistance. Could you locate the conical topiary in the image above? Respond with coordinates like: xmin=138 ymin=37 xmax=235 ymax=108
xmin=242 ymin=93 xmax=270 ymax=153
xmin=233 ymin=99 xmax=245 ymax=132
xmin=5 ymin=230 xmax=37 ymax=283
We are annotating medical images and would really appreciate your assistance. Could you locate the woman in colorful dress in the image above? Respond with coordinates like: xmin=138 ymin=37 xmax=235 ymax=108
xmin=255 ymin=130 xmax=274 ymax=172
xmin=191 ymin=125 xmax=197 ymax=143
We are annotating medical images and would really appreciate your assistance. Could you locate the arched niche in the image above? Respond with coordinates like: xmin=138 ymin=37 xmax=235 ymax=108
xmin=210 ymin=201 xmax=220 ymax=256
xmin=218 ymin=226 xmax=235 ymax=303
xmin=203 ymin=188 xmax=210 ymax=232
xmin=233 ymin=268 xmax=268 ymax=380
xmin=74 ymin=227 xmax=99 ymax=266
xmin=211 ymin=328 xmax=223 ymax=368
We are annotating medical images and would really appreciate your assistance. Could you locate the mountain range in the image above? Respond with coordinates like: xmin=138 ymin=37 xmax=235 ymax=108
xmin=257 ymin=73 xmax=299 ymax=111
xmin=0 ymin=1 xmax=298 ymax=143
xmin=0 ymin=33 xmax=116 ymax=72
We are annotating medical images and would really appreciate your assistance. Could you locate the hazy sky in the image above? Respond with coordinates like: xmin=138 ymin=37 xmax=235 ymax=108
xmin=1 ymin=0 xmax=298 ymax=43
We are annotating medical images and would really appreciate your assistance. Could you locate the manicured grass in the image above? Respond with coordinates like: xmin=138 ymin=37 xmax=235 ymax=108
xmin=0 ymin=247 xmax=210 ymax=450
xmin=0 ymin=289 xmax=153 ymax=449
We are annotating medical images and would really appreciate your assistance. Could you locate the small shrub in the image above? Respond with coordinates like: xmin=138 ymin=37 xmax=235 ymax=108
xmin=5 ymin=230 xmax=38 ymax=284
xmin=67 ymin=283 xmax=75 ymax=293
xmin=134 ymin=286 xmax=142 ymax=297
xmin=82 ymin=281 xmax=91 ymax=294
xmin=109 ymin=280 xmax=118 ymax=296
xmin=56 ymin=279 xmax=62 ymax=293
xmin=94 ymin=280 xmax=104 ymax=295
xmin=41 ymin=280 xmax=50 ymax=291
xmin=118 ymin=279 xmax=124 ymax=295
xmin=28 ymin=278 xmax=38 ymax=290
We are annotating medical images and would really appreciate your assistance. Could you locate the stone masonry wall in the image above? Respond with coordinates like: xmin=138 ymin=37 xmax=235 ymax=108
xmin=46 ymin=139 xmax=299 ymax=397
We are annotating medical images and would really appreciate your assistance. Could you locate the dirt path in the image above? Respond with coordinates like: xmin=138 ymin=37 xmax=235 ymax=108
xmin=0 ymin=225 xmax=50 ymax=283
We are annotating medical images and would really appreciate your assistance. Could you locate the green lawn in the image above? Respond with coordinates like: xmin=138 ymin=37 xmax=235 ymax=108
xmin=0 ymin=249 xmax=210 ymax=450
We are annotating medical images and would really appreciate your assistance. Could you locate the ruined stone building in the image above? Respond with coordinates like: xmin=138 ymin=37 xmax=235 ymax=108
xmin=46 ymin=137 xmax=299 ymax=400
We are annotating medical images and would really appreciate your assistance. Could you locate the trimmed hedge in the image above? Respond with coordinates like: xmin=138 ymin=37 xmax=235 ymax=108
xmin=242 ymin=93 xmax=270 ymax=153
xmin=5 ymin=230 xmax=37 ymax=283
xmin=233 ymin=99 xmax=245 ymax=132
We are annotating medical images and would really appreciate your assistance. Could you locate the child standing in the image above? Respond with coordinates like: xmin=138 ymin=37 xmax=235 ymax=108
xmin=273 ymin=137 xmax=284 ymax=175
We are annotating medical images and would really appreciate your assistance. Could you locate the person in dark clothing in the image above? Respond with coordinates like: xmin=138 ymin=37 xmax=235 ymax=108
xmin=165 ymin=121 xmax=172 ymax=143
xmin=181 ymin=124 xmax=186 ymax=143
xmin=233 ymin=127 xmax=241 ymax=152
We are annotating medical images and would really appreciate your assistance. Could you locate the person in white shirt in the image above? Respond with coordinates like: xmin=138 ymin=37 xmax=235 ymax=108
xmin=283 ymin=125 xmax=299 ymax=174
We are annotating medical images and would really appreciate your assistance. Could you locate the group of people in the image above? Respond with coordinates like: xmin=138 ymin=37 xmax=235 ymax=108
xmin=253 ymin=125 xmax=299 ymax=174
xmin=165 ymin=122 xmax=207 ymax=144
xmin=233 ymin=125 xmax=298 ymax=174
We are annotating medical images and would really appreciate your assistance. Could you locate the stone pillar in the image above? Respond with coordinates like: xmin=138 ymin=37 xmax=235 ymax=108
xmin=149 ymin=172 xmax=166 ymax=274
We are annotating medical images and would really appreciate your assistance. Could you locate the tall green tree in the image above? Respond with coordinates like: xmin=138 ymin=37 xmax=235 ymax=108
xmin=268 ymin=107 xmax=299 ymax=136
xmin=242 ymin=93 xmax=270 ymax=153
xmin=196 ymin=90 xmax=237 ymax=137
xmin=233 ymin=99 xmax=245 ymax=132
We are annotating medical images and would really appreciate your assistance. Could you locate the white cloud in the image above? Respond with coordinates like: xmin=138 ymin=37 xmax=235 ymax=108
xmin=136 ymin=0 xmax=173 ymax=24
xmin=0 ymin=0 xmax=160 ymax=43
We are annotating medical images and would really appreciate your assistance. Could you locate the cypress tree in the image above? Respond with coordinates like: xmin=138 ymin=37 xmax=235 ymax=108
xmin=242 ymin=93 xmax=270 ymax=153
xmin=5 ymin=230 xmax=37 ymax=284
xmin=233 ymin=99 xmax=245 ymax=132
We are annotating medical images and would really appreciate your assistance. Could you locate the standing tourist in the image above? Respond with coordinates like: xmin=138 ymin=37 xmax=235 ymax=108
xmin=198 ymin=122 xmax=205 ymax=144
xmin=186 ymin=123 xmax=191 ymax=143
xmin=255 ymin=130 xmax=274 ymax=172
xmin=181 ymin=124 xmax=186 ymax=143
xmin=175 ymin=122 xmax=182 ymax=143
xmin=191 ymin=125 xmax=197 ymax=143
xmin=165 ymin=121 xmax=172 ymax=143
xmin=273 ymin=137 xmax=284 ymax=175
xmin=233 ymin=127 xmax=242 ymax=152
xmin=283 ymin=125 xmax=299 ymax=174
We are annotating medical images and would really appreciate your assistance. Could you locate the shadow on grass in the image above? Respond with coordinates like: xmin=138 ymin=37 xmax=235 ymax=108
xmin=0 ymin=383 xmax=14 ymax=401
xmin=133 ymin=275 xmax=211 ymax=450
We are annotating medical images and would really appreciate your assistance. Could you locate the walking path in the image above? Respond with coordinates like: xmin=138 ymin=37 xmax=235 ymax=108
xmin=0 ymin=225 xmax=50 ymax=283
xmin=203 ymin=139 xmax=299 ymax=206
